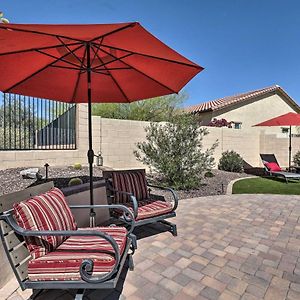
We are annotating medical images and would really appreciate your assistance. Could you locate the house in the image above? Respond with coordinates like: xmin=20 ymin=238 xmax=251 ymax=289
xmin=185 ymin=85 xmax=300 ymax=133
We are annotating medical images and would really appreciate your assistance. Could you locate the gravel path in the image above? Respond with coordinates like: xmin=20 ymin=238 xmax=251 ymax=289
xmin=0 ymin=167 xmax=251 ymax=199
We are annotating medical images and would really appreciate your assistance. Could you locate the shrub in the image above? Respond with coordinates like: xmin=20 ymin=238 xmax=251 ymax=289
xmin=68 ymin=177 xmax=83 ymax=187
xmin=208 ymin=118 xmax=233 ymax=128
xmin=73 ymin=163 xmax=82 ymax=170
xmin=218 ymin=150 xmax=244 ymax=173
xmin=204 ymin=171 xmax=214 ymax=178
xmin=134 ymin=114 xmax=218 ymax=189
xmin=293 ymin=151 xmax=300 ymax=166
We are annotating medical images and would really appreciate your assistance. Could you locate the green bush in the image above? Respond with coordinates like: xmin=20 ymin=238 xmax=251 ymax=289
xmin=68 ymin=177 xmax=83 ymax=187
xmin=218 ymin=150 xmax=244 ymax=173
xmin=73 ymin=163 xmax=82 ymax=170
xmin=204 ymin=171 xmax=214 ymax=178
xmin=134 ymin=114 xmax=218 ymax=190
xmin=293 ymin=151 xmax=300 ymax=166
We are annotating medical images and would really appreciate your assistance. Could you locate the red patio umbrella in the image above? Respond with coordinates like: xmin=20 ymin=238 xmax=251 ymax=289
xmin=254 ymin=112 xmax=300 ymax=170
xmin=0 ymin=22 xmax=203 ymax=225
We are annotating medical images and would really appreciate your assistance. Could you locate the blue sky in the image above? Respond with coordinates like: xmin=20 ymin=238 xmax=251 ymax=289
xmin=1 ymin=0 xmax=300 ymax=106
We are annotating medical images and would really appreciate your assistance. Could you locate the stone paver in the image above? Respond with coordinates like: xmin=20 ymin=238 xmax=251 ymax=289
xmin=3 ymin=194 xmax=300 ymax=299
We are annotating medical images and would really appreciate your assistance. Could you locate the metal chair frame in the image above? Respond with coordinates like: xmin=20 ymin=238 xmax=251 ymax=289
xmin=0 ymin=182 xmax=136 ymax=300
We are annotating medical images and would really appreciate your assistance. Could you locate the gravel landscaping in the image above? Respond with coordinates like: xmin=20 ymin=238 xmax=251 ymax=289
xmin=0 ymin=167 xmax=251 ymax=199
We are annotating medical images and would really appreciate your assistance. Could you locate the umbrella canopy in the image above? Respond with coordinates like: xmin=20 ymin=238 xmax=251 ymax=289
xmin=0 ymin=22 xmax=203 ymax=226
xmin=254 ymin=112 xmax=300 ymax=127
xmin=0 ymin=23 xmax=202 ymax=102
xmin=254 ymin=112 xmax=300 ymax=169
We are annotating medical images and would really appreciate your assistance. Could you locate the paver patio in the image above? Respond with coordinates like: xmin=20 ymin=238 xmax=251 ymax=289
xmin=3 ymin=194 xmax=300 ymax=300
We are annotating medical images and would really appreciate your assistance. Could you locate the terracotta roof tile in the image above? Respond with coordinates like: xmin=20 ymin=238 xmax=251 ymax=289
xmin=185 ymin=85 xmax=299 ymax=113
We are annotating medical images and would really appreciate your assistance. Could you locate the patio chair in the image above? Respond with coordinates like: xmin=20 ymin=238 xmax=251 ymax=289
xmin=260 ymin=154 xmax=300 ymax=183
xmin=0 ymin=182 xmax=136 ymax=300
xmin=103 ymin=169 xmax=178 ymax=236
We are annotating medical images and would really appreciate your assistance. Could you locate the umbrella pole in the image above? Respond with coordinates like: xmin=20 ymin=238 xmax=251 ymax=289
xmin=289 ymin=125 xmax=292 ymax=171
xmin=86 ymin=43 xmax=95 ymax=227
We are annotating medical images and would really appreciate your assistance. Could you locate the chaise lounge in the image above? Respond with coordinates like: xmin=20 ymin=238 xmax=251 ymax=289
xmin=260 ymin=153 xmax=300 ymax=183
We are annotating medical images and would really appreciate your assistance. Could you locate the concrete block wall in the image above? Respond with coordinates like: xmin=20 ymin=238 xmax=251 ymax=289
xmin=0 ymin=104 xmax=299 ymax=170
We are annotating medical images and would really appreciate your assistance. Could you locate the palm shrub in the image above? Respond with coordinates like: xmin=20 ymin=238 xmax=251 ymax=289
xmin=218 ymin=150 xmax=244 ymax=173
xmin=293 ymin=151 xmax=300 ymax=166
xmin=134 ymin=114 xmax=218 ymax=189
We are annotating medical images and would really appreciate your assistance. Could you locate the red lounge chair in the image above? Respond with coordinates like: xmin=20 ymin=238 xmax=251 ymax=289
xmin=0 ymin=182 xmax=136 ymax=300
xmin=103 ymin=169 xmax=178 ymax=236
xmin=260 ymin=154 xmax=300 ymax=183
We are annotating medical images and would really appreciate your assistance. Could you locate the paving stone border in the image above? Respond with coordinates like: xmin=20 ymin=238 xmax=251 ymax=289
xmin=226 ymin=176 xmax=258 ymax=195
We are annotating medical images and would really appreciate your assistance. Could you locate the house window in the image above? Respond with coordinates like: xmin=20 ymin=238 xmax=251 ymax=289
xmin=233 ymin=122 xmax=242 ymax=129
xmin=281 ymin=127 xmax=289 ymax=134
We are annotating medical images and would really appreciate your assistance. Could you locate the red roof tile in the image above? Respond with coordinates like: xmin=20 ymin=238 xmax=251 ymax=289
xmin=185 ymin=85 xmax=300 ymax=114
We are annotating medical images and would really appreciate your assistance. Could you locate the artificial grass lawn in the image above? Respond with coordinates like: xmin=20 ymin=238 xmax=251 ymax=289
xmin=232 ymin=177 xmax=300 ymax=195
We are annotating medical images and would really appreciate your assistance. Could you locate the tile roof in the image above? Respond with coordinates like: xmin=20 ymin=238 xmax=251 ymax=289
xmin=185 ymin=85 xmax=300 ymax=114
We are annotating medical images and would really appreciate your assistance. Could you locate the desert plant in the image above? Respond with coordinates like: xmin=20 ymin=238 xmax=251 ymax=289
xmin=218 ymin=150 xmax=244 ymax=173
xmin=293 ymin=151 xmax=300 ymax=166
xmin=68 ymin=177 xmax=83 ymax=187
xmin=73 ymin=163 xmax=82 ymax=170
xmin=134 ymin=114 xmax=218 ymax=189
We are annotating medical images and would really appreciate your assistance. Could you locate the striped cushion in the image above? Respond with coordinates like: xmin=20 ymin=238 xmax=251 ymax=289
xmin=13 ymin=187 xmax=77 ymax=259
xmin=28 ymin=226 xmax=127 ymax=281
xmin=112 ymin=170 xmax=149 ymax=203
xmin=123 ymin=200 xmax=173 ymax=221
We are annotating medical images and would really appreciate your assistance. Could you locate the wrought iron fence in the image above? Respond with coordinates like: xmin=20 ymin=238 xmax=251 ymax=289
xmin=0 ymin=93 xmax=76 ymax=150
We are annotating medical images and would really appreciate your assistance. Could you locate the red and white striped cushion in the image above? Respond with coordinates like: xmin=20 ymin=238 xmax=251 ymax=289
xmin=13 ymin=187 xmax=77 ymax=259
xmin=123 ymin=200 xmax=173 ymax=220
xmin=112 ymin=170 xmax=149 ymax=203
xmin=28 ymin=226 xmax=127 ymax=281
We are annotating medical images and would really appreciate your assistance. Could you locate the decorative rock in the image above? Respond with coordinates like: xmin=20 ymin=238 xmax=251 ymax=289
xmin=20 ymin=168 xmax=39 ymax=179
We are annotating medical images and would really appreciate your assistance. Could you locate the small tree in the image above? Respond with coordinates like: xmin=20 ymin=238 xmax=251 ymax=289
xmin=134 ymin=114 xmax=218 ymax=189
xmin=0 ymin=12 xmax=9 ymax=23
xmin=92 ymin=92 xmax=187 ymax=122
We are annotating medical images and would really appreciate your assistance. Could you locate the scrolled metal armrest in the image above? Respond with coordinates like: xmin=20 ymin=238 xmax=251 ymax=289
xmin=69 ymin=204 xmax=136 ymax=234
xmin=108 ymin=187 xmax=138 ymax=220
xmin=1 ymin=214 xmax=122 ymax=284
xmin=147 ymin=184 xmax=179 ymax=211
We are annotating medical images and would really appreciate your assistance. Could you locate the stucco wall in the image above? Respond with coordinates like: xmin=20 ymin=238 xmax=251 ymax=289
xmin=0 ymin=104 xmax=299 ymax=170
xmin=202 ymin=94 xmax=299 ymax=134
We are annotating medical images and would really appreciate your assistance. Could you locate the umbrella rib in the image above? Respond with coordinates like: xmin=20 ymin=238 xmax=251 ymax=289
xmin=3 ymin=44 xmax=84 ymax=93
xmin=91 ymin=53 xmax=133 ymax=70
xmin=50 ymin=65 xmax=82 ymax=71
xmin=56 ymin=36 xmax=86 ymax=68
xmin=95 ymin=45 xmax=178 ymax=94
xmin=88 ymin=22 xmax=136 ymax=43
xmin=36 ymin=49 xmax=84 ymax=69
xmin=0 ymin=41 xmax=81 ymax=57
xmin=71 ymin=47 xmax=87 ymax=102
xmin=100 ymin=43 xmax=202 ymax=69
xmin=91 ymin=37 xmax=103 ymax=66
xmin=0 ymin=25 xmax=85 ymax=42
xmin=91 ymin=46 xmax=131 ymax=103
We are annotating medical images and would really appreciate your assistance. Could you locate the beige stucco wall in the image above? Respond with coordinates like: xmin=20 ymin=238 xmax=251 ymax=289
xmin=202 ymin=94 xmax=298 ymax=134
xmin=0 ymin=103 xmax=300 ymax=170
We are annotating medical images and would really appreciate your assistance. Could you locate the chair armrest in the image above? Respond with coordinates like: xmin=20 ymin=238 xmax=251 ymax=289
xmin=107 ymin=187 xmax=138 ymax=219
xmin=69 ymin=204 xmax=135 ymax=234
xmin=147 ymin=184 xmax=179 ymax=211
xmin=0 ymin=213 xmax=125 ymax=284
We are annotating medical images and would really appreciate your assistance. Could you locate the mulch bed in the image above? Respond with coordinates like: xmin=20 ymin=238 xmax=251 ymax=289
xmin=0 ymin=167 xmax=251 ymax=199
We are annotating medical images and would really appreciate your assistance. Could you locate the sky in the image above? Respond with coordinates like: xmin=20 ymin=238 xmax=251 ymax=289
xmin=1 ymin=0 xmax=300 ymax=107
